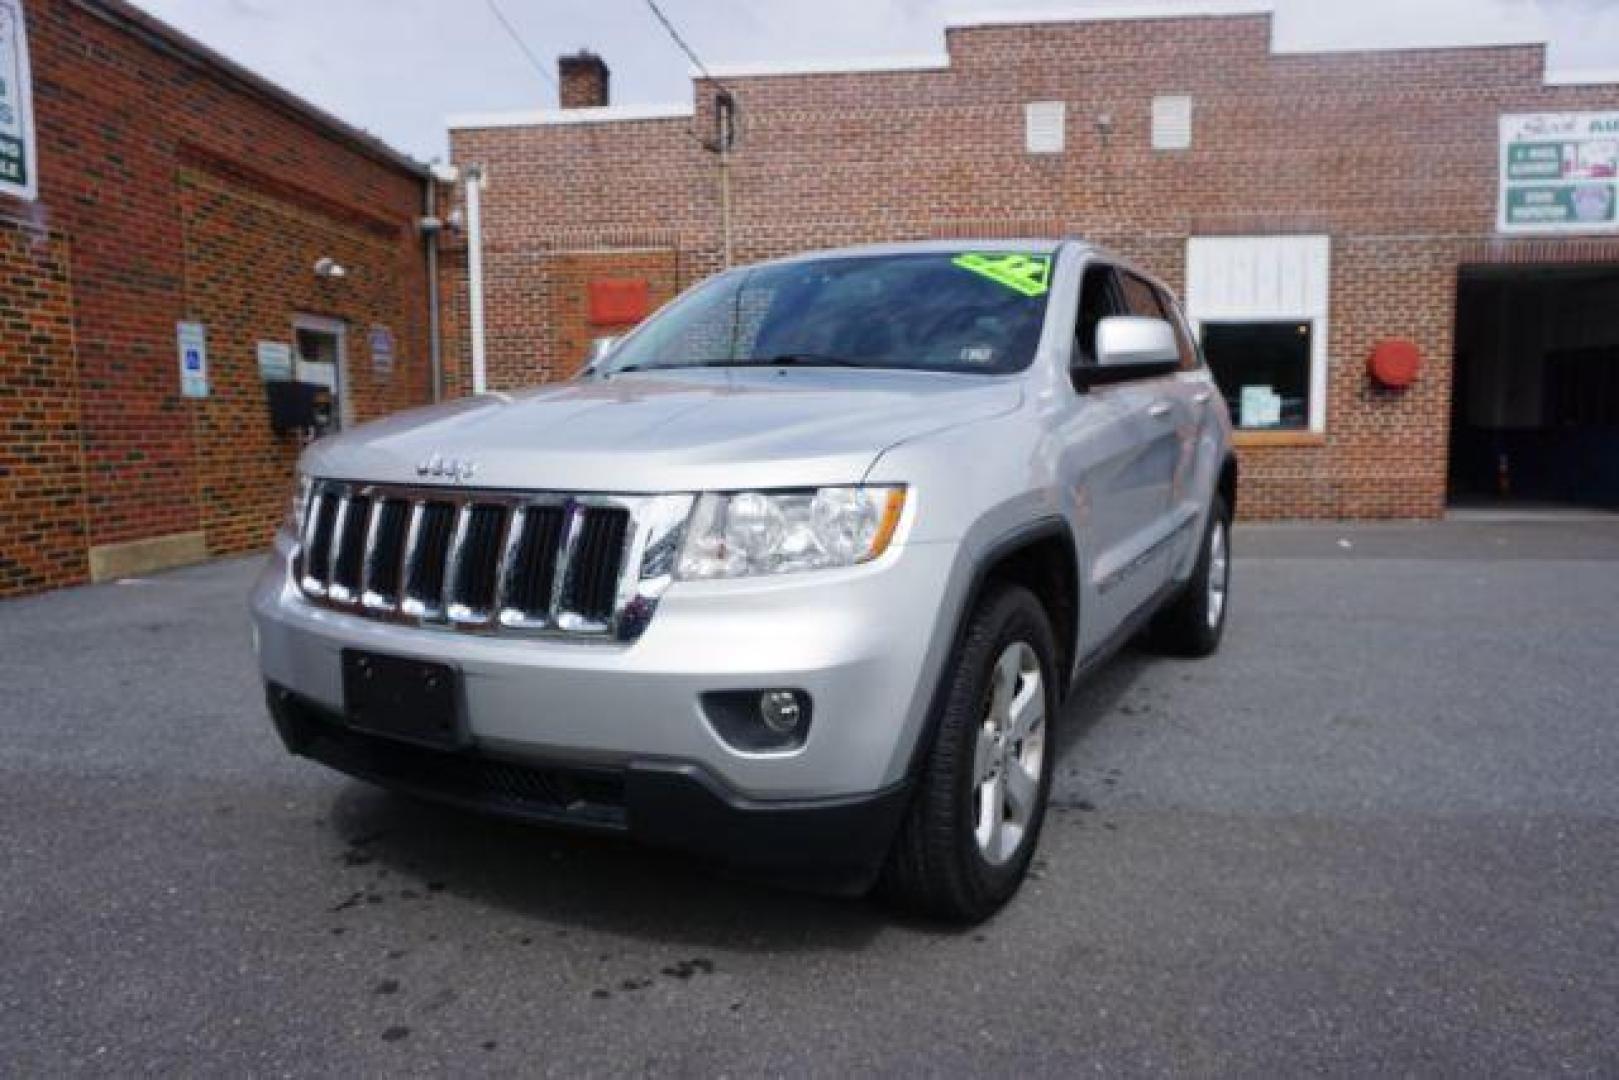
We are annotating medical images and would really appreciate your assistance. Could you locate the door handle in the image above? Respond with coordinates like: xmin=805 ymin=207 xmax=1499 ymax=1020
xmin=1147 ymin=401 xmax=1173 ymax=419
xmin=1193 ymin=390 xmax=1213 ymax=405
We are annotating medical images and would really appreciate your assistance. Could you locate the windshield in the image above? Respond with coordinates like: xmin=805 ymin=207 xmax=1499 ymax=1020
xmin=600 ymin=251 xmax=1055 ymax=376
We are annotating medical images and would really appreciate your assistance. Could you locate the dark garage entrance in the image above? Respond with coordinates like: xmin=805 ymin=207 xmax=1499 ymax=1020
xmin=1450 ymin=266 xmax=1619 ymax=509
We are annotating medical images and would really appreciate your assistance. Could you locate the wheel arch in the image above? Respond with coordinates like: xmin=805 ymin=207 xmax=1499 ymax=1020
xmin=903 ymin=519 xmax=1080 ymax=781
xmin=1218 ymin=453 xmax=1238 ymax=517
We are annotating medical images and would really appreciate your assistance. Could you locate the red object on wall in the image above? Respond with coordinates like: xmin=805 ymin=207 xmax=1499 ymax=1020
xmin=588 ymin=278 xmax=651 ymax=325
xmin=1368 ymin=339 xmax=1422 ymax=389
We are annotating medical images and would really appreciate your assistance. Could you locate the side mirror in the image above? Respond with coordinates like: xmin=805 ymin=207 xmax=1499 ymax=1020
xmin=1076 ymin=316 xmax=1181 ymax=389
xmin=581 ymin=335 xmax=620 ymax=377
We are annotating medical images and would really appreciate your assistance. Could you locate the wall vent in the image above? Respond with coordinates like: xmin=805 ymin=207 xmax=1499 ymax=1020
xmin=1024 ymin=101 xmax=1066 ymax=155
xmin=1152 ymin=95 xmax=1193 ymax=151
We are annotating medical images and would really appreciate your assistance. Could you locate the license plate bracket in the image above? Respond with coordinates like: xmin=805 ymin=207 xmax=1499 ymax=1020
xmin=341 ymin=649 xmax=465 ymax=749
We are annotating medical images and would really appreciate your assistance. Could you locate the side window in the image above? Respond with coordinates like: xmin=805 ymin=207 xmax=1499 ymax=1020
xmin=1075 ymin=265 xmax=1125 ymax=365
xmin=1153 ymin=285 xmax=1202 ymax=371
xmin=1117 ymin=272 xmax=1166 ymax=319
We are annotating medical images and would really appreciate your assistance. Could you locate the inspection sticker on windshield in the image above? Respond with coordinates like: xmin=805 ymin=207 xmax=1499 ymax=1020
xmin=952 ymin=253 xmax=1052 ymax=297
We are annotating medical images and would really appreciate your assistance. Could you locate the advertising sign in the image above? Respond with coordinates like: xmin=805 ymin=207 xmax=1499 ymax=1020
xmin=177 ymin=322 xmax=209 ymax=399
xmin=1499 ymin=112 xmax=1619 ymax=234
xmin=0 ymin=0 xmax=37 ymax=201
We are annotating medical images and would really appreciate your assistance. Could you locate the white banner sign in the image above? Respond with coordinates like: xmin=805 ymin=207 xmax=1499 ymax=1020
xmin=1499 ymin=112 xmax=1619 ymax=235
xmin=177 ymin=322 xmax=209 ymax=399
xmin=0 ymin=0 xmax=37 ymax=201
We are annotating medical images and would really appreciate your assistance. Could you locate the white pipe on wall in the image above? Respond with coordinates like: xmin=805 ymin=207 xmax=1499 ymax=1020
xmin=465 ymin=164 xmax=488 ymax=395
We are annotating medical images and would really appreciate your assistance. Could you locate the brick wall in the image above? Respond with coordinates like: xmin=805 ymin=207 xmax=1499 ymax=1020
xmin=177 ymin=165 xmax=430 ymax=555
xmin=0 ymin=0 xmax=435 ymax=596
xmin=449 ymin=11 xmax=1619 ymax=519
xmin=0 ymin=218 xmax=88 ymax=594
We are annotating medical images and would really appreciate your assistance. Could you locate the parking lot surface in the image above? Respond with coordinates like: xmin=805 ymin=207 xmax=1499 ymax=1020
xmin=3 ymin=519 xmax=1618 ymax=1075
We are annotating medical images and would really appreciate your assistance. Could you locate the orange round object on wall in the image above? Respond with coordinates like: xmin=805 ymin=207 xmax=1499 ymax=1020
xmin=1368 ymin=339 xmax=1421 ymax=389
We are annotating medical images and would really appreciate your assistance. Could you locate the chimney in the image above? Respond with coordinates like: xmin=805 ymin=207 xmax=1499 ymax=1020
xmin=558 ymin=51 xmax=610 ymax=109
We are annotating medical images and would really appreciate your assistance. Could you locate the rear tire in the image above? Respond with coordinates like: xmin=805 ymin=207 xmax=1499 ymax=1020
xmin=880 ymin=583 xmax=1058 ymax=923
xmin=1149 ymin=495 xmax=1231 ymax=658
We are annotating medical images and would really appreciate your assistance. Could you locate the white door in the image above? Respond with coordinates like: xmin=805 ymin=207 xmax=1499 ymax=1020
xmin=293 ymin=315 xmax=349 ymax=429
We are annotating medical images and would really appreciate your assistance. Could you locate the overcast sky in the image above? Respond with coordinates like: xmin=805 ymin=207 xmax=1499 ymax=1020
xmin=127 ymin=0 xmax=1619 ymax=162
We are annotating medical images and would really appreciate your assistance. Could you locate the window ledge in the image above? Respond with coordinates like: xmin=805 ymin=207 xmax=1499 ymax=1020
xmin=1233 ymin=430 xmax=1327 ymax=448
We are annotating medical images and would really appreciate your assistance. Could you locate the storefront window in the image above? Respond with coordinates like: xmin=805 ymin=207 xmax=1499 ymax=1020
xmin=1202 ymin=321 xmax=1313 ymax=430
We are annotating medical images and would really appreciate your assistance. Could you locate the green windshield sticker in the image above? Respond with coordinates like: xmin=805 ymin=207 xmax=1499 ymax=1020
xmin=952 ymin=253 xmax=1053 ymax=297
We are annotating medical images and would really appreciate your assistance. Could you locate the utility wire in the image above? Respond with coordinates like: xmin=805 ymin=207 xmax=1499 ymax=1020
xmin=485 ymin=0 xmax=559 ymax=92
xmin=641 ymin=0 xmax=739 ymax=155
xmin=642 ymin=0 xmax=733 ymax=96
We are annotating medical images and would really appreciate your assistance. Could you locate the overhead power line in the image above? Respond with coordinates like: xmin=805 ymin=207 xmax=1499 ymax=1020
xmin=642 ymin=0 xmax=731 ymax=94
xmin=485 ymin=0 xmax=559 ymax=92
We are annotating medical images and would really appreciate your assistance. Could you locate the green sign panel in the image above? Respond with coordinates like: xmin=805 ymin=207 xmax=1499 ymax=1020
xmin=0 ymin=0 xmax=35 ymax=201
xmin=1506 ymin=184 xmax=1617 ymax=227
xmin=1499 ymin=112 xmax=1619 ymax=235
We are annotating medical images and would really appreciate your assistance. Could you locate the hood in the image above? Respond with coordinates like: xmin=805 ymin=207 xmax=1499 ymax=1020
xmin=302 ymin=367 xmax=1024 ymax=493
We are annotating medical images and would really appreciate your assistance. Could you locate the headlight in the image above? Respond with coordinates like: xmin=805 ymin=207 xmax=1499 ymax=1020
xmin=284 ymin=471 xmax=311 ymax=537
xmin=676 ymin=486 xmax=906 ymax=580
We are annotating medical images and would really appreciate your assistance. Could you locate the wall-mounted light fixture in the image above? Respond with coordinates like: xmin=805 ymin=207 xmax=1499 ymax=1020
xmin=313 ymin=257 xmax=347 ymax=279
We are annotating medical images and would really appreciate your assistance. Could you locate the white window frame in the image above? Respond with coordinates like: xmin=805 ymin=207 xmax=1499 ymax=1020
xmin=1185 ymin=235 xmax=1331 ymax=435
xmin=292 ymin=314 xmax=351 ymax=429
xmin=1152 ymin=95 xmax=1193 ymax=151
xmin=1024 ymin=101 xmax=1066 ymax=155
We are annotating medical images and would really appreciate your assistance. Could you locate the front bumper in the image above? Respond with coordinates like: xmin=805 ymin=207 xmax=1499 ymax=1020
xmin=251 ymin=529 xmax=965 ymax=799
xmin=267 ymin=686 xmax=911 ymax=890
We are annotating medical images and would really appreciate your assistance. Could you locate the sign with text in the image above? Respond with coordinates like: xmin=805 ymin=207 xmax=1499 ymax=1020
xmin=0 ymin=0 xmax=37 ymax=200
xmin=177 ymin=322 xmax=208 ymax=399
xmin=257 ymin=341 xmax=293 ymax=382
xmin=368 ymin=324 xmax=395 ymax=375
xmin=1499 ymin=112 xmax=1619 ymax=234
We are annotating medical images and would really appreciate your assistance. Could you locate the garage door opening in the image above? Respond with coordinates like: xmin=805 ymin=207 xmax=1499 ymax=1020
xmin=1450 ymin=265 xmax=1619 ymax=510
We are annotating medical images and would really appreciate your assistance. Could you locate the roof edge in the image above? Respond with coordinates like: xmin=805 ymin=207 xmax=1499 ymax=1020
xmin=447 ymin=103 xmax=695 ymax=131
xmin=698 ymin=53 xmax=951 ymax=80
xmin=945 ymin=2 xmax=1275 ymax=30
xmin=1543 ymin=67 xmax=1619 ymax=87
xmin=75 ymin=0 xmax=429 ymax=178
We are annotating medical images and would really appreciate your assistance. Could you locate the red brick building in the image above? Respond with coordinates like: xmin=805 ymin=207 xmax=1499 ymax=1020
xmin=446 ymin=4 xmax=1619 ymax=520
xmin=0 ymin=0 xmax=441 ymax=597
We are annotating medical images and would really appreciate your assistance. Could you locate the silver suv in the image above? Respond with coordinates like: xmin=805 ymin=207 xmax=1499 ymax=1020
xmin=252 ymin=240 xmax=1236 ymax=921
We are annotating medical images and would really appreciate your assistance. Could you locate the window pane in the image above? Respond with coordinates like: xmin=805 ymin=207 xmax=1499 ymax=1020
xmin=1203 ymin=321 xmax=1312 ymax=430
xmin=1152 ymin=285 xmax=1199 ymax=370
xmin=1075 ymin=266 xmax=1122 ymax=364
xmin=1118 ymin=273 xmax=1165 ymax=318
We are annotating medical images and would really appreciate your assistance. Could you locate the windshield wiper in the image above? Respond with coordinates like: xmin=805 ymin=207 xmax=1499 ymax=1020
xmin=753 ymin=353 xmax=867 ymax=368
xmin=610 ymin=360 xmax=739 ymax=374
xmin=613 ymin=355 xmax=867 ymax=375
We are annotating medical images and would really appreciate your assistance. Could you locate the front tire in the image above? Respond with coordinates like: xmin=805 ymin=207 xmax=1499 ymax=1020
xmin=1149 ymin=495 xmax=1231 ymax=658
xmin=880 ymin=583 xmax=1058 ymax=923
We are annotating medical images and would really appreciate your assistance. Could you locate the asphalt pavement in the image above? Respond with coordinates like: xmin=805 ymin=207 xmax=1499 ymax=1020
xmin=3 ymin=518 xmax=1617 ymax=1075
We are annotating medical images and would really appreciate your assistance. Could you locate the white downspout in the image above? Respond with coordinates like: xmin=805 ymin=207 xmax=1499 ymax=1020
xmin=465 ymin=164 xmax=488 ymax=395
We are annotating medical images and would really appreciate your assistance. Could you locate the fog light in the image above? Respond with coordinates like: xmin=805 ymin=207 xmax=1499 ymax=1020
xmin=759 ymin=690 xmax=802 ymax=734
xmin=700 ymin=689 xmax=814 ymax=752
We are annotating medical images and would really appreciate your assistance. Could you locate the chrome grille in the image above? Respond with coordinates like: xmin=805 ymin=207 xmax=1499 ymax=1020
xmin=294 ymin=481 xmax=691 ymax=642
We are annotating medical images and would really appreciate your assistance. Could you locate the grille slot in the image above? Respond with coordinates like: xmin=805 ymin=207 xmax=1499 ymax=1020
xmin=297 ymin=482 xmax=665 ymax=640
xmin=329 ymin=495 xmax=371 ymax=601
xmin=363 ymin=499 xmax=410 ymax=607
xmin=502 ymin=505 xmax=566 ymax=621
xmin=565 ymin=507 xmax=631 ymax=623
xmin=301 ymin=490 xmax=340 ymax=591
xmin=404 ymin=502 xmax=457 ymax=615
xmin=447 ymin=504 xmax=509 ymax=621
